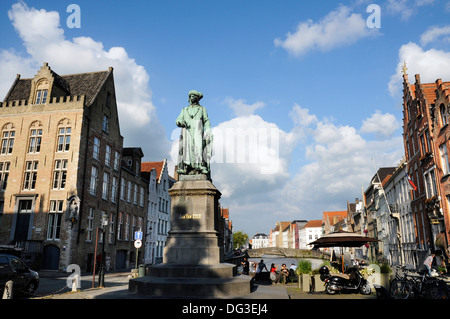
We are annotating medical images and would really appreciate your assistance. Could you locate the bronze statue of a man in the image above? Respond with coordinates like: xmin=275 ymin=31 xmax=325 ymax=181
xmin=176 ymin=90 xmax=212 ymax=176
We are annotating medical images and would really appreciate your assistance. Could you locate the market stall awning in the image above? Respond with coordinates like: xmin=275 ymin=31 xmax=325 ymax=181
xmin=308 ymin=230 xmax=379 ymax=248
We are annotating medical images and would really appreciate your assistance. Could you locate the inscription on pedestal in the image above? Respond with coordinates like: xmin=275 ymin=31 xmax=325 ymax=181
xmin=179 ymin=214 xmax=202 ymax=219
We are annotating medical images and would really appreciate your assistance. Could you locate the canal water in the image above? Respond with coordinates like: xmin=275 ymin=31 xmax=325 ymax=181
xmin=247 ymin=255 xmax=325 ymax=272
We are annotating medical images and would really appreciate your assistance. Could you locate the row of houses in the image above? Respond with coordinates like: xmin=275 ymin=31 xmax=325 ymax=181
xmin=0 ymin=63 xmax=233 ymax=272
xmin=251 ymin=71 xmax=450 ymax=270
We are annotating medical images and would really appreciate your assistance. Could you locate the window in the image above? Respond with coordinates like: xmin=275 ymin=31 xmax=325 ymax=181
xmin=108 ymin=213 xmax=115 ymax=244
xmin=1 ymin=130 xmax=15 ymax=154
xmin=139 ymin=186 xmax=144 ymax=207
xmin=28 ymin=129 xmax=42 ymax=153
xmin=120 ymin=177 xmax=126 ymax=200
xmin=93 ymin=137 xmax=100 ymax=160
xmin=440 ymin=143 xmax=450 ymax=175
xmin=0 ymin=162 xmax=9 ymax=190
xmin=102 ymin=172 xmax=109 ymax=200
xmin=105 ymin=145 xmax=111 ymax=167
xmin=127 ymin=181 xmax=132 ymax=202
xmin=111 ymin=177 xmax=118 ymax=203
xmin=117 ymin=212 xmax=123 ymax=240
xmin=114 ymin=151 xmax=120 ymax=170
xmin=47 ymin=200 xmax=63 ymax=240
xmin=90 ymin=166 xmax=98 ymax=195
xmin=57 ymin=127 xmax=71 ymax=152
xmin=440 ymin=104 xmax=448 ymax=127
xmin=125 ymin=213 xmax=130 ymax=240
xmin=23 ymin=161 xmax=38 ymax=190
xmin=102 ymin=115 xmax=109 ymax=133
xmin=52 ymin=159 xmax=67 ymax=189
xmin=86 ymin=208 xmax=94 ymax=242
xmin=134 ymin=184 xmax=138 ymax=204
xmin=106 ymin=92 xmax=111 ymax=108
xmin=35 ymin=89 xmax=48 ymax=104
xmin=424 ymin=169 xmax=438 ymax=199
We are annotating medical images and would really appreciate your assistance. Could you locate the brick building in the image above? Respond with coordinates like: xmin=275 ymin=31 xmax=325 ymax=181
xmin=0 ymin=63 xmax=148 ymax=272
xmin=402 ymin=72 xmax=448 ymax=263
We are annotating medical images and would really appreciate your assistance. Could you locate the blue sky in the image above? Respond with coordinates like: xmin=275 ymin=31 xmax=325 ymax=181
xmin=1 ymin=0 xmax=450 ymax=237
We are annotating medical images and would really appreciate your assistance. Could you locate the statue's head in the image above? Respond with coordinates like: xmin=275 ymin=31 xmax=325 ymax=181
xmin=188 ymin=90 xmax=203 ymax=104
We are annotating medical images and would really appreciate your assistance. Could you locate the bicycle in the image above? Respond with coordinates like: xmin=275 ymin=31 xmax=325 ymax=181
xmin=389 ymin=265 xmax=409 ymax=299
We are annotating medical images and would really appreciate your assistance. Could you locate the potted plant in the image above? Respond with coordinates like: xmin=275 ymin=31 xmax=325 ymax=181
xmin=295 ymin=259 xmax=312 ymax=291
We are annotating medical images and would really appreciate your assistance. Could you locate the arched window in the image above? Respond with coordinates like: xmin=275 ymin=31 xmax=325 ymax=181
xmin=57 ymin=119 xmax=71 ymax=152
xmin=1 ymin=123 xmax=15 ymax=155
xmin=28 ymin=121 xmax=43 ymax=153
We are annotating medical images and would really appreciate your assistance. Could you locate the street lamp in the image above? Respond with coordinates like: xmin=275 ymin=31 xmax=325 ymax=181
xmin=98 ymin=212 xmax=108 ymax=288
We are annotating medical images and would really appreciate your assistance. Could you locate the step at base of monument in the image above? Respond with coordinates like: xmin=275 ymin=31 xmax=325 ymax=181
xmin=129 ymin=275 xmax=252 ymax=298
xmin=148 ymin=263 xmax=236 ymax=278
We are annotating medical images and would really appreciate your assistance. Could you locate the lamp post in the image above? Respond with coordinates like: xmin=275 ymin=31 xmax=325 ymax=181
xmin=98 ymin=212 xmax=108 ymax=288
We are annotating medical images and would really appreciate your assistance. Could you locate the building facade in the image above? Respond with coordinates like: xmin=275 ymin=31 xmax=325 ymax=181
xmin=0 ymin=63 xmax=147 ymax=272
xmin=141 ymin=159 xmax=173 ymax=264
xmin=298 ymin=220 xmax=322 ymax=250
xmin=402 ymin=72 xmax=446 ymax=265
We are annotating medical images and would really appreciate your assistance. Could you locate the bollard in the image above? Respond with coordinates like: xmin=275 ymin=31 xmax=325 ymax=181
xmin=138 ymin=264 xmax=145 ymax=277
xmin=2 ymin=280 xmax=13 ymax=299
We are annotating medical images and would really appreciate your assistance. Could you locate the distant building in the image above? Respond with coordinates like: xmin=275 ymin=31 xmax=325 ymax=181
xmin=141 ymin=159 xmax=174 ymax=264
xmin=252 ymin=233 xmax=269 ymax=249
xmin=299 ymin=220 xmax=322 ymax=250
xmin=322 ymin=211 xmax=348 ymax=235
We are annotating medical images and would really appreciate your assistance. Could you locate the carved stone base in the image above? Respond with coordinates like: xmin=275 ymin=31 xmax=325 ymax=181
xmin=128 ymin=178 xmax=251 ymax=297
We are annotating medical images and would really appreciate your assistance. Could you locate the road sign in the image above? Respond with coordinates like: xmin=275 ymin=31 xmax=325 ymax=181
xmin=134 ymin=240 xmax=142 ymax=249
xmin=134 ymin=231 xmax=143 ymax=241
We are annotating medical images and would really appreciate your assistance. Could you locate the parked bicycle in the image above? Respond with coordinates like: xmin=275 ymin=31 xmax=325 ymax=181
xmin=389 ymin=265 xmax=409 ymax=299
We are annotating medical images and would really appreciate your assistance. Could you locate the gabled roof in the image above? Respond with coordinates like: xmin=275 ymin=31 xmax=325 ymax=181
xmin=141 ymin=160 xmax=166 ymax=183
xmin=3 ymin=66 xmax=111 ymax=106
xmin=304 ymin=220 xmax=322 ymax=228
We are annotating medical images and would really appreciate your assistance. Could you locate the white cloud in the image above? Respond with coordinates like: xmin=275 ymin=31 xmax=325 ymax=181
xmin=420 ymin=25 xmax=450 ymax=46
xmin=224 ymin=97 xmax=265 ymax=117
xmin=360 ymin=110 xmax=401 ymax=137
xmin=279 ymin=111 xmax=403 ymax=219
xmin=388 ymin=42 xmax=450 ymax=96
xmin=274 ymin=5 xmax=374 ymax=57
xmin=0 ymin=2 xmax=170 ymax=160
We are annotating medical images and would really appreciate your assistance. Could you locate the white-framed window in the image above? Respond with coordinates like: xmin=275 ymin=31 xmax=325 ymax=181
xmin=28 ymin=129 xmax=42 ymax=153
xmin=93 ymin=137 xmax=100 ymax=160
xmin=35 ymin=89 xmax=48 ymax=104
xmin=120 ymin=177 xmax=126 ymax=200
xmin=114 ymin=151 xmax=120 ymax=171
xmin=127 ymin=181 xmax=132 ymax=203
xmin=57 ymin=127 xmax=71 ymax=152
xmin=47 ymin=200 xmax=63 ymax=240
xmin=52 ymin=159 xmax=68 ymax=189
xmin=102 ymin=172 xmax=109 ymax=200
xmin=90 ymin=166 xmax=98 ymax=195
xmin=133 ymin=184 xmax=138 ymax=204
xmin=1 ymin=129 xmax=15 ymax=155
xmin=86 ymin=207 xmax=94 ymax=242
xmin=105 ymin=145 xmax=111 ymax=167
xmin=440 ymin=143 xmax=450 ymax=175
xmin=111 ymin=176 xmax=118 ymax=203
xmin=23 ymin=161 xmax=38 ymax=190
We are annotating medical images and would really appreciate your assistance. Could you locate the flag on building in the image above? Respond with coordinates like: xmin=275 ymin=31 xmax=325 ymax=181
xmin=403 ymin=168 xmax=417 ymax=191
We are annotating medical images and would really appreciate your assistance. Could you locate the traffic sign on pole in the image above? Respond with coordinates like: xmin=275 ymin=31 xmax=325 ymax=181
xmin=134 ymin=240 xmax=142 ymax=249
xmin=134 ymin=231 xmax=143 ymax=241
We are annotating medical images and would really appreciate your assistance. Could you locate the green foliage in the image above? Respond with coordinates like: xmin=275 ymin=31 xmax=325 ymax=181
xmin=378 ymin=262 xmax=391 ymax=274
xmin=295 ymin=259 xmax=312 ymax=276
xmin=232 ymin=231 xmax=248 ymax=249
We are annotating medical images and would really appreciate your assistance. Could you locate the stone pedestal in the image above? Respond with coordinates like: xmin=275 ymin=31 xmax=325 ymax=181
xmin=129 ymin=176 xmax=251 ymax=298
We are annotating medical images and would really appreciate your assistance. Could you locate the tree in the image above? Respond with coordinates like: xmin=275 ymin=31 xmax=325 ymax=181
xmin=233 ymin=231 xmax=248 ymax=250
